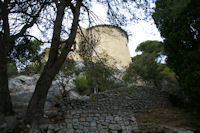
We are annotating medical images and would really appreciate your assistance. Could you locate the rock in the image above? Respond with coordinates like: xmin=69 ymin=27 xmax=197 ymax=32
xmin=0 ymin=115 xmax=6 ymax=125
xmin=130 ymin=116 xmax=136 ymax=122
xmin=57 ymin=128 xmax=67 ymax=133
xmin=39 ymin=124 xmax=49 ymax=129
xmin=90 ymin=121 xmax=96 ymax=127
xmin=79 ymin=117 xmax=86 ymax=122
xmin=0 ymin=115 xmax=18 ymax=133
xmin=0 ymin=123 xmax=7 ymax=132
xmin=109 ymin=124 xmax=120 ymax=130
xmin=47 ymin=129 xmax=54 ymax=133
xmin=69 ymin=91 xmax=89 ymax=100
xmin=5 ymin=115 xmax=19 ymax=130
xmin=9 ymin=74 xmax=85 ymax=110
xmin=114 ymin=116 xmax=122 ymax=121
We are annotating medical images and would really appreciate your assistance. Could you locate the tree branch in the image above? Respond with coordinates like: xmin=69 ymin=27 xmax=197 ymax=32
xmin=25 ymin=35 xmax=51 ymax=44
xmin=46 ymin=3 xmax=66 ymax=67
xmin=54 ymin=0 xmax=83 ymax=69
xmin=11 ymin=2 xmax=46 ymax=40
xmin=65 ymin=0 xmax=76 ymax=14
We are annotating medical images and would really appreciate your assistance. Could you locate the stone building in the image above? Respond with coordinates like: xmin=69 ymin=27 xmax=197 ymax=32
xmin=45 ymin=25 xmax=131 ymax=70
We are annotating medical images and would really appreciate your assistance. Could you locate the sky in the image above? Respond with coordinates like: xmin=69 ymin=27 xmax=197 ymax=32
xmin=30 ymin=1 xmax=163 ymax=57
xmin=84 ymin=2 xmax=163 ymax=57
xmin=126 ymin=20 xmax=163 ymax=57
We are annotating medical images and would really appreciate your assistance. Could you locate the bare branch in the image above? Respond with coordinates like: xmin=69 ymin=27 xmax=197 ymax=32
xmin=46 ymin=3 xmax=67 ymax=66
xmin=65 ymin=0 xmax=76 ymax=14
xmin=54 ymin=0 xmax=83 ymax=68
xmin=77 ymin=24 xmax=102 ymax=62
xmin=11 ymin=1 xmax=48 ymax=40
xmin=25 ymin=35 xmax=51 ymax=44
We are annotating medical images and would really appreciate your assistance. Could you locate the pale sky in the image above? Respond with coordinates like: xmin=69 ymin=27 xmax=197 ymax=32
xmin=86 ymin=2 xmax=163 ymax=57
xmin=126 ymin=20 xmax=163 ymax=57
xmin=30 ymin=2 xmax=163 ymax=57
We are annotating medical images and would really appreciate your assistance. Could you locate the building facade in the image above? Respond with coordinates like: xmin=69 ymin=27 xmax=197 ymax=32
xmin=45 ymin=25 xmax=131 ymax=70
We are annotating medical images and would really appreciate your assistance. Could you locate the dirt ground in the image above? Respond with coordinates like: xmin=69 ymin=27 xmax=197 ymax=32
xmin=134 ymin=107 xmax=200 ymax=131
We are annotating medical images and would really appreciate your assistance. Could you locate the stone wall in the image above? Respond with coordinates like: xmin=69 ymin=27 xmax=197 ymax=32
xmin=9 ymin=75 xmax=175 ymax=133
xmin=37 ymin=87 xmax=172 ymax=132
xmin=62 ymin=86 xmax=171 ymax=113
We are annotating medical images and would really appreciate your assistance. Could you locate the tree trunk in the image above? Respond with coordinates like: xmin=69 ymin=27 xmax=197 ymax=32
xmin=0 ymin=43 xmax=13 ymax=115
xmin=0 ymin=0 xmax=13 ymax=115
xmin=25 ymin=0 xmax=82 ymax=125
xmin=25 ymin=66 xmax=58 ymax=122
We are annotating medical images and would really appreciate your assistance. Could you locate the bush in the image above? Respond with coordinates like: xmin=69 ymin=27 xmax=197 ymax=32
xmin=73 ymin=75 xmax=92 ymax=94
xmin=123 ymin=53 xmax=163 ymax=87
xmin=7 ymin=63 xmax=18 ymax=76
xmin=83 ymin=61 xmax=118 ymax=92
xmin=22 ymin=63 xmax=44 ymax=75
xmin=73 ymin=60 xmax=120 ymax=95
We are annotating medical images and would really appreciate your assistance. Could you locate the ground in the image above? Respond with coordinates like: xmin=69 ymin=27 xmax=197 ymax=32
xmin=135 ymin=107 xmax=200 ymax=131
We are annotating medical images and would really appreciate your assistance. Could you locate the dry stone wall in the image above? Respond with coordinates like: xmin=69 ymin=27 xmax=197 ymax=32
xmin=38 ymin=87 xmax=172 ymax=133
xmin=9 ymin=75 xmax=174 ymax=133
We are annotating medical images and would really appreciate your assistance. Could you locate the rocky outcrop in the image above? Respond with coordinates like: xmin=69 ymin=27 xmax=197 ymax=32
xmin=0 ymin=115 xmax=18 ymax=133
xmin=7 ymin=74 xmax=196 ymax=132
xmin=9 ymin=74 xmax=87 ymax=111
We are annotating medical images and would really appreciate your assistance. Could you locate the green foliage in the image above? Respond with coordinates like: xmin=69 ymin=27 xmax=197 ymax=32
xmin=124 ymin=40 xmax=165 ymax=87
xmin=60 ymin=59 xmax=80 ymax=76
xmin=58 ymin=58 xmax=119 ymax=95
xmin=159 ymin=65 xmax=177 ymax=83
xmin=10 ymin=39 xmax=43 ymax=66
xmin=56 ymin=59 xmax=81 ymax=92
xmin=124 ymin=53 xmax=163 ymax=85
xmin=83 ymin=60 xmax=118 ymax=92
xmin=136 ymin=40 xmax=163 ymax=56
xmin=22 ymin=63 xmax=44 ymax=75
xmin=153 ymin=0 xmax=200 ymax=109
xmin=7 ymin=63 xmax=18 ymax=76
xmin=73 ymin=75 xmax=92 ymax=94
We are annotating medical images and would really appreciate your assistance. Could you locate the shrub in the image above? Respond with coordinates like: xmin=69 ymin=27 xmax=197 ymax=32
xmin=22 ymin=63 xmax=44 ymax=75
xmin=83 ymin=61 xmax=118 ymax=92
xmin=73 ymin=75 xmax=92 ymax=94
xmin=123 ymin=53 xmax=163 ymax=87
xmin=7 ymin=63 xmax=18 ymax=76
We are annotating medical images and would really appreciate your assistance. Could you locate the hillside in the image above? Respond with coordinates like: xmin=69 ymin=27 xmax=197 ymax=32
xmin=2 ymin=75 xmax=199 ymax=132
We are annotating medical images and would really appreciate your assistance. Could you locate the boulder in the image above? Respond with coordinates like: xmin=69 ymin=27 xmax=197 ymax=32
xmin=9 ymin=73 xmax=89 ymax=110
xmin=0 ymin=115 xmax=19 ymax=133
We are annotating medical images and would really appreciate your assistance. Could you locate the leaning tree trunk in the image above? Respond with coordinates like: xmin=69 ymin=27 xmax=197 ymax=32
xmin=0 ymin=43 xmax=13 ymax=115
xmin=25 ymin=65 xmax=60 ymax=126
xmin=25 ymin=1 xmax=82 ymax=130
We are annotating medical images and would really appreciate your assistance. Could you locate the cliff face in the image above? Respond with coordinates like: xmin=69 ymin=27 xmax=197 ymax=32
xmin=45 ymin=25 xmax=132 ymax=70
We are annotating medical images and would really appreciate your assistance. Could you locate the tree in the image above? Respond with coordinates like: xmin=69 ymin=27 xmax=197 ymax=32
xmin=0 ymin=0 xmax=48 ymax=115
xmin=84 ymin=59 xmax=117 ymax=92
xmin=153 ymin=0 xmax=200 ymax=108
xmin=136 ymin=40 xmax=163 ymax=57
xmin=1 ymin=0 xmax=155 ymax=131
xmin=124 ymin=53 xmax=162 ymax=86
xmin=55 ymin=59 xmax=78 ymax=94
xmin=124 ymin=40 xmax=164 ymax=87
xmin=26 ymin=0 xmax=154 ymax=128
xmin=11 ymin=39 xmax=43 ymax=72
